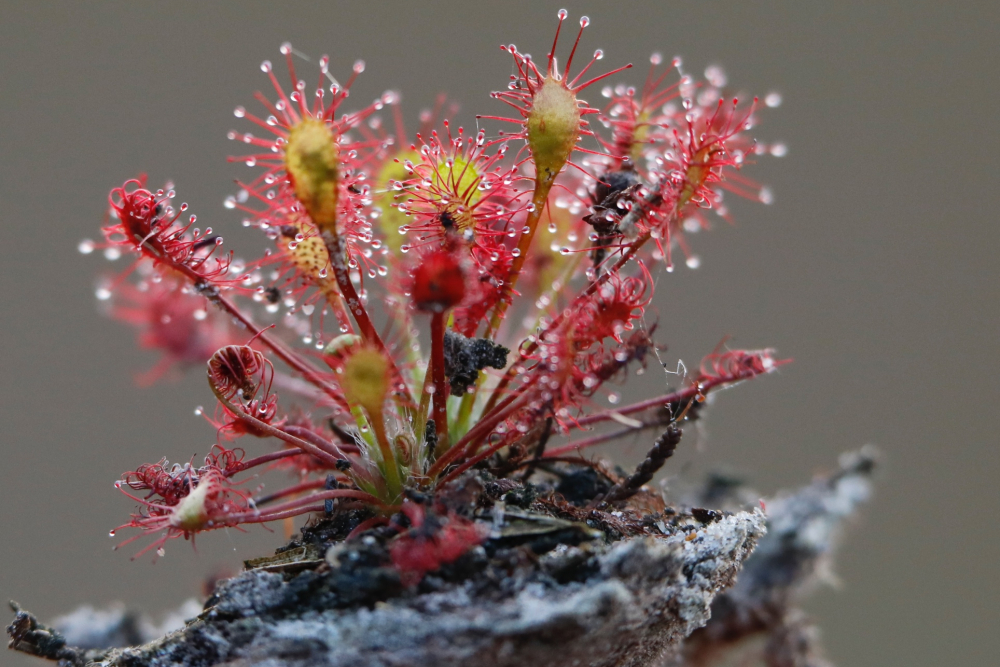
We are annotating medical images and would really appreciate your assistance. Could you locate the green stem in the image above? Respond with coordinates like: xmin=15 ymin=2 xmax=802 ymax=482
xmin=369 ymin=410 xmax=402 ymax=502
xmin=453 ymin=373 xmax=480 ymax=439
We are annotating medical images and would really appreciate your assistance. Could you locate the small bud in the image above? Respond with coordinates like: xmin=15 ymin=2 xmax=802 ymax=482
xmin=527 ymin=78 xmax=581 ymax=181
xmin=412 ymin=251 xmax=466 ymax=312
xmin=342 ymin=347 xmax=391 ymax=416
xmin=285 ymin=118 xmax=340 ymax=230
xmin=323 ymin=333 xmax=362 ymax=357
xmin=169 ymin=479 xmax=213 ymax=532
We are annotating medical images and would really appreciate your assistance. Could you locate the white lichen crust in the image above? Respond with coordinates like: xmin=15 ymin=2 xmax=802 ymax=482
xmin=66 ymin=512 xmax=762 ymax=667
xmin=9 ymin=450 xmax=876 ymax=667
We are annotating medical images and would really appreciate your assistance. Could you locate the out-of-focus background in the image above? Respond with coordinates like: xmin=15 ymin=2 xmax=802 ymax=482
xmin=1 ymin=1 xmax=996 ymax=664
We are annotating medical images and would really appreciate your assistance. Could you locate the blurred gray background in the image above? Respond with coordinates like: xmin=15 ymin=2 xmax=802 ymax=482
xmin=1 ymin=1 xmax=997 ymax=665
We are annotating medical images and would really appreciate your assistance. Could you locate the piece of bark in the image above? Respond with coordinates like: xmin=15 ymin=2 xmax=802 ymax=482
xmin=9 ymin=511 xmax=764 ymax=667
xmin=677 ymin=447 xmax=877 ymax=667
xmin=8 ymin=449 xmax=875 ymax=667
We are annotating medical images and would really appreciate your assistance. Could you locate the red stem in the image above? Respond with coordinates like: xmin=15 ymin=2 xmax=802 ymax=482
xmin=229 ymin=489 xmax=381 ymax=524
xmin=485 ymin=178 xmax=554 ymax=338
xmin=157 ymin=251 xmax=347 ymax=406
xmin=481 ymin=189 xmax=665 ymax=416
xmin=226 ymin=449 xmax=302 ymax=476
xmin=212 ymin=291 xmax=345 ymax=404
xmin=430 ymin=311 xmax=449 ymax=451
xmin=572 ymin=370 xmax=754 ymax=430
xmin=212 ymin=390 xmax=345 ymax=468
xmin=282 ymin=424 xmax=354 ymax=457
xmin=346 ymin=515 xmax=391 ymax=540
xmin=252 ymin=478 xmax=328 ymax=506
xmin=323 ymin=232 xmax=414 ymax=406
xmin=542 ymin=425 xmax=639 ymax=458
xmin=426 ymin=390 xmax=531 ymax=479
xmin=542 ymin=367 xmax=774 ymax=459
xmin=481 ymin=232 xmax=651 ymax=416
xmin=438 ymin=427 xmax=515 ymax=486
xmin=238 ymin=504 xmax=326 ymax=524
xmin=325 ymin=234 xmax=381 ymax=344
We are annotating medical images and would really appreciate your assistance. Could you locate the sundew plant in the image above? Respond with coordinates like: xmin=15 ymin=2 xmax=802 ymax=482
xmin=85 ymin=10 xmax=785 ymax=578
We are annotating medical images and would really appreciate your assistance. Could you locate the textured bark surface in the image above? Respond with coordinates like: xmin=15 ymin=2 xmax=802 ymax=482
xmin=8 ymin=450 xmax=874 ymax=667
xmin=677 ymin=447 xmax=877 ymax=666
xmin=8 ymin=512 xmax=762 ymax=667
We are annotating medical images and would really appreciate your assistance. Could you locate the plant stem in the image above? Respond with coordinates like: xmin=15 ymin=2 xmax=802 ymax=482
xmin=415 ymin=362 xmax=432 ymax=454
xmin=430 ymin=311 xmax=450 ymax=455
xmin=480 ymin=188 xmax=666 ymax=416
xmin=281 ymin=424 xmax=354 ymax=456
xmin=543 ymin=426 xmax=638 ymax=458
xmin=322 ymin=233 xmax=382 ymax=345
xmin=225 ymin=449 xmax=302 ymax=476
xmin=453 ymin=236 xmax=584 ymax=436
xmin=453 ymin=376 xmax=480 ymax=439
xmin=572 ymin=368 xmax=760 ymax=429
xmin=167 ymin=259 xmax=346 ymax=406
xmin=425 ymin=390 xmax=531 ymax=479
xmin=484 ymin=175 xmax=555 ymax=339
xmin=368 ymin=409 xmax=403 ymax=502
xmin=210 ymin=387 xmax=344 ymax=468
xmin=481 ymin=230 xmax=653 ymax=416
xmin=252 ymin=478 xmax=328 ymax=506
xmin=229 ymin=489 xmax=381 ymax=524
xmin=322 ymin=230 xmax=415 ymax=406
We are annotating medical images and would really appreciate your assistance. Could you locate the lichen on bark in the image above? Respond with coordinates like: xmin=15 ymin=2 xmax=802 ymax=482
xmin=8 ymin=450 xmax=875 ymax=667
